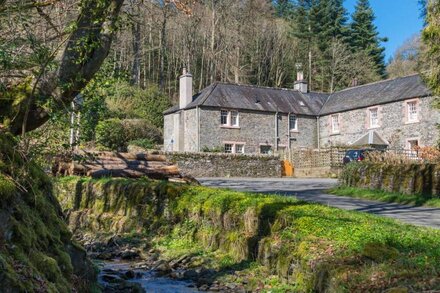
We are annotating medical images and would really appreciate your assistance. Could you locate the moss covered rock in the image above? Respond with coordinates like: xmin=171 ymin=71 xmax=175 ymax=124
xmin=0 ymin=133 xmax=96 ymax=292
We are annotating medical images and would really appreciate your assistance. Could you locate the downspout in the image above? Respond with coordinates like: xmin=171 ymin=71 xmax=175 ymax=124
xmin=288 ymin=113 xmax=291 ymax=149
xmin=275 ymin=112 xmax=279 ymax=151
xmin=317 ymin=115 xmax=320 ymax=150
xmin=197 ymin=105 xmax=200 ymax=152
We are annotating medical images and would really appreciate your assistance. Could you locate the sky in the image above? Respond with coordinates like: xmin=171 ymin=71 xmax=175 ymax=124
xmin=344 ymin=0 xmax=424 ymax=61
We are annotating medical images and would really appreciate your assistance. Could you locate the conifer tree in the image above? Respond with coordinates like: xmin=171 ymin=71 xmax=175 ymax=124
xmin=349 ymin=0 xmax=387 ymax=77
xmin=422 ymin=0 xmax=440 ymax=97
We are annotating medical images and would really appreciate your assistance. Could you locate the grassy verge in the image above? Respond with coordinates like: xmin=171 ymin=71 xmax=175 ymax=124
xmin=55 ymin=177 xmax=440 ymax=292
xmin=329 ymin=186 xmax=440 ymax=208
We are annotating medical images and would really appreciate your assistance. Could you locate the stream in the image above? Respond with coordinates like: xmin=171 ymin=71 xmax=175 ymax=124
xmin=98 ymin=260 xmax=199 ymax=292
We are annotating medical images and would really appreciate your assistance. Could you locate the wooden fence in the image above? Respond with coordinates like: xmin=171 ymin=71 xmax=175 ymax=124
xmin=283 ymin=148 xmax=346 ymax=169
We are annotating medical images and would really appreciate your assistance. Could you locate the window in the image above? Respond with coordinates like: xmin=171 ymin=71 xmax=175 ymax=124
xmin=235 ymin=144 xmax=245 ymax=154
xmin=221 ymin=110 xmax=228 ymax=125
xmin=407 ymin=139 xmax=419 ymax=150
xmin=331 ymin=114 xmax=340 ymax=133
xmin=220 ymin=110 xmax=239 ymax=127
xmin=260 ymin=145 xmax=272 ymax=154
xmin=231 ymin=111 xmax=239 ymax=126
xmin=289 ymin=115 xmax=298 ymax=131
xmin=369 ymin=108 xmax=379 ymax=128
xmin=407 ymin=101 xmax=418 ymax=122
xmin=224 ymin=143 xmax=245 ymax=154
xmin=224 ymin=143 xmax=233 ymax=153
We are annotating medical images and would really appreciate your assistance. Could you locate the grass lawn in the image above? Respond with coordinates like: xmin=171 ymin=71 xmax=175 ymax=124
xmin=329 ymin=186 xmax=440 ymax=207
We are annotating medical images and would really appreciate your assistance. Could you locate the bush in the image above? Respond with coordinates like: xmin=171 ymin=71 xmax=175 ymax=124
xmin=95 ymin=119 xmax=163 ymax=151
xmin=95 ymin=119 xmax=126 ymax=151
xmin=128 ymin=138 xmax=155 ymax=150
xmin=121 ymin=119 xmax=162 ymax=143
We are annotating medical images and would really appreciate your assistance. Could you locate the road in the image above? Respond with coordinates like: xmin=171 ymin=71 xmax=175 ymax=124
xmin=198 ymin=177 xmax=440 ymax=229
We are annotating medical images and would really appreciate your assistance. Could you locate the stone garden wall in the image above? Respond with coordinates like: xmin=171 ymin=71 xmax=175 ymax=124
xmin=166 ymin=152 xmax=281 ymax=178
xmin=340 ymin=162 xmax=440 ymax=196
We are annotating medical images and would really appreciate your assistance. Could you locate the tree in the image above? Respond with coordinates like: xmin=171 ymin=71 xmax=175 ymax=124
xmin=349 ymin=0 xmax=387 ymax=77
xmin=0 ymin=0 xmax=124 ymax=135
xmin=387 ymin=35 xmax=421 ymax=78
xmin=422 ymin=0 xmax=440 ymax=97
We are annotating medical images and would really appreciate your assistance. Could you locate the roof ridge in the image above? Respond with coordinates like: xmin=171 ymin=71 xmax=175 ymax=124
xmin=335 ymin=73 xmax=420 ymax=93
xmin=215 ymin=81 xmax=301 ymax=92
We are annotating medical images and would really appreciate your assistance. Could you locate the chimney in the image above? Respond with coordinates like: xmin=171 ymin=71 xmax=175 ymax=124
xmin=294 ymin=64 xmax=308 ymax=93
xmin=179 ymin=68 xmax=193 ymax=109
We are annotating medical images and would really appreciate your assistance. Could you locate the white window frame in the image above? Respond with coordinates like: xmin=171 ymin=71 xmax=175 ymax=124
xmin=369 ymin=107 xmax=379 ymax=128
xmin=221 ymin=110 xmax=229 ymax=126
xmin=224 ymin=142 xmax=245 ymax=154
xmin=407 ymin=101 xmax=418 ymax=123
xmin=289 ymin=115 xmax=298 ymax=131
xmin=224 ymin=143 xmax=233 ymax=153
xmin=331 ymin=114 xmax=340 ymax=134
xmin=235 ymin=144 xmax=245 ymax=154
xmin=230 ymin=110 xmax=239 ymax=127
xmin=220 ymin=110 xmax=240 ymax=127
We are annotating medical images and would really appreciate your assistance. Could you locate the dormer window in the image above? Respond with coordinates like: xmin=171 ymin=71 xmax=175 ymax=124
xmin=220 ymin=110 xmax=239 ymax=127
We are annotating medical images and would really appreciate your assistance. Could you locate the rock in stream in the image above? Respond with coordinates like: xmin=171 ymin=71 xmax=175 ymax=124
xmin=98 ymin=260 xmax=198 ymax=293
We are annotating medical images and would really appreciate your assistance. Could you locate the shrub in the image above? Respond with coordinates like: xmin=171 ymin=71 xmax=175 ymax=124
xmin=128 ymin=138 xmax=155 ymax=150
xmin=95 ymin=118 xmax=126 ymax=151
xmin=121 ymin=119 xmax=162 ymax=143
xmin=96 ymin=119 xmax=163 ymax=151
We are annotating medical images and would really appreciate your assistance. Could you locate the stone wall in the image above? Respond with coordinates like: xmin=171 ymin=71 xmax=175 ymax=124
xmin=340 ymin=162 xmax=440 ymax=196
xmin=319 ymin=96 xmax=440 ymax=149
xmin=167 ymin=151 xmax=282 ymax=178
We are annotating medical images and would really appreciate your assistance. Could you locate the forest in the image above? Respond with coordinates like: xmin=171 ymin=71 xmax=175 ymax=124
xmin=0 ymin=0 xmax=438 ymax=158
xmin=1 ymin=1 xmax=440 ymax=292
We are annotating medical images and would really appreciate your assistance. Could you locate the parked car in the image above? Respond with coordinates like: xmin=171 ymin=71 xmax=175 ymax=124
xmin=343 ymin=149 xmax=370 ymax=164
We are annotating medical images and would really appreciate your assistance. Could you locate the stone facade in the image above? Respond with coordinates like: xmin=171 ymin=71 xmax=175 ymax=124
xmin=164 ymin=107 xmax=318 ymax=153
xmin=319 ymin=96 xmax=440 ymax=149
xmin=164 ymin=75 xmax=439 ymax=154
xmin=167 ymin=152 xmax=281 ymax=177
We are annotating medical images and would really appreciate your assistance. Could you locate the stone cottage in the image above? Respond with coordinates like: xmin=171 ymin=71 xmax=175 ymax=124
xmin=163 ymin=69 xmax=439 ymax=154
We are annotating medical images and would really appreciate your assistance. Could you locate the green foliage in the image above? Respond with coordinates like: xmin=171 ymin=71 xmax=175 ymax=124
xmin=349 ymin=0 xmax=387 ymax=77
xmin=95 ymin=118 xmax=126 ymax=151
xmin=0 ymin=174 xmax=16 ymax=202
xmin=0 ymin=133 xmax=95 ymax=292
xmin=201 ymin=145 xmax=224 ymax=153
xmin=104 ymin=82 xmax=171 ymax=129
xmin=55 ymin=176 xmax=440 ymax=291
xmin=129 ymin=138 xmax=155 ymax=150
xmin=422 ymin=0 xmax=440 ymax=98
xmin=95 ymin=118 xmax=163 ymax=151
xmin=329 ymin=186 xmax=440 ymax=207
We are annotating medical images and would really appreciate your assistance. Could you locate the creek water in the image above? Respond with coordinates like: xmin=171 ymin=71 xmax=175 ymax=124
xmin=98 ymin=260 xmax=198 ymax=292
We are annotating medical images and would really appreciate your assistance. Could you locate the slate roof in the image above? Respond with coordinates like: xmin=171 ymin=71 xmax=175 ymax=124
xmin=164 ymin=74 xmax=431 ymax=116
xmin=351 ymin=131 xmax=389 ymax=146
xmin=319 ymin=74 xmax=431 ymax=115
xmin=164 ymin=82 xmax=329 ymax=115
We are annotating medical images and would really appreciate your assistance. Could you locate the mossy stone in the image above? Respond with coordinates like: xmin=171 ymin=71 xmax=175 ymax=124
xmin=361 ymin=242 xmax=399 ymax=262
xmin=386 ymin=287 xmax=409 ymax=293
